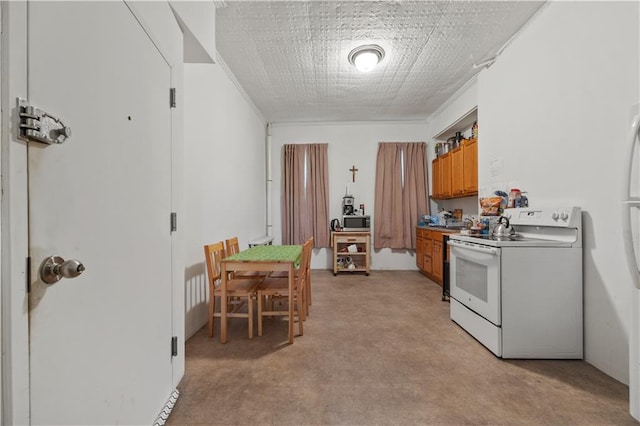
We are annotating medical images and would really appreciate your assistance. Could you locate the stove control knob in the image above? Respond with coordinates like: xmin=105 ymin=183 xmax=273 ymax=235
xmin=560 ymin=211 xmax=569 ymax=221
xmin=551 ymin=211 xmax=560 ymax=220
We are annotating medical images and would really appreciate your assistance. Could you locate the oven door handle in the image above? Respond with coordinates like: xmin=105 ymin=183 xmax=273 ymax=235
xmin=448 ymin=240 xmax=499 ymax=255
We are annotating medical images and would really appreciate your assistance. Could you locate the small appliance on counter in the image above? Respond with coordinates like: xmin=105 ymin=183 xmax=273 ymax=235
xmin=343 ymin=195 xmax=354 ymax=215
xmin=342 ymin=215 xmax=370 ymax=232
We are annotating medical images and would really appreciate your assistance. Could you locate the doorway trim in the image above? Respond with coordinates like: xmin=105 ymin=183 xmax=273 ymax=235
xmin=1 ymin=1 xmax=31 ymax=424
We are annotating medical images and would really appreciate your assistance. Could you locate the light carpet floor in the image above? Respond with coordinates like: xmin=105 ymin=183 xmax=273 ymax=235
xmin=166 ymin=270 xmax=634 ymax=425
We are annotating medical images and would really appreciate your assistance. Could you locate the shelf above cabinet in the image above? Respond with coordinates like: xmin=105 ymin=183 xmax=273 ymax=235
xmin=433 ymin=107 xmax=477 ymax=141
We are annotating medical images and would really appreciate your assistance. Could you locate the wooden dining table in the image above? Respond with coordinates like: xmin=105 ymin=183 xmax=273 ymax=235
xmin=220 ymin=244 xmax=302 ymax=344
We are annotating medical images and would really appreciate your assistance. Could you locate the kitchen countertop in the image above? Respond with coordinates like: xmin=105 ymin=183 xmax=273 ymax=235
xmin=416 ymin=225 xmax=462 ymax=234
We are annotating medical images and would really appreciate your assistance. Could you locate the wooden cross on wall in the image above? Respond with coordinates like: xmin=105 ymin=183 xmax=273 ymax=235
xmin=350 ymin=165 xmax=358 ymax=182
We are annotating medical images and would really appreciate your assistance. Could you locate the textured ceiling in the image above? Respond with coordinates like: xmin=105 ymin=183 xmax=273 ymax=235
xmin=215 ymin=1 xmax=546 ymax=123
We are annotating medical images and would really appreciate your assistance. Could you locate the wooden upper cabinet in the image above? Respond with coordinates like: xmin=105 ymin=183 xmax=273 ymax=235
xmin=450 ymin=146 xmax=464 ymax=196
xmin=431 ymin=138 xmax=478 ymax=200
xmin=463 ymin=138 xmax=478 ymax=193
xmin=432 ymin=158 xmax=441 ymax=198
xmin=440 ymin=153 xmax=452 ymax=198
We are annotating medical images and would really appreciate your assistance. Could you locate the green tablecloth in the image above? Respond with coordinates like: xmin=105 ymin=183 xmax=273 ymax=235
xmin=225 ymin=244 xmax=302 ymax=268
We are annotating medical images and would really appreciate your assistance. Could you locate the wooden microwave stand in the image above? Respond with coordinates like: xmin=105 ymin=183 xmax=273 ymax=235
xmin=331 ymin=231 xmax=370 ymax=276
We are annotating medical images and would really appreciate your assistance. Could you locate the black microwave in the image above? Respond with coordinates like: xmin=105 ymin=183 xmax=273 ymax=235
xmin=342 ymin=215 xmax=371 ymax=231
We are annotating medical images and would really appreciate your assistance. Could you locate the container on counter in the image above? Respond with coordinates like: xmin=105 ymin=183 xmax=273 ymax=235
xmin=518 ymin=192 xmax=529 ymax=208
xmin=480 ymin=218 xmax=490 ymax=235
xmin=507 ymin=188 xmax=522 ymax=208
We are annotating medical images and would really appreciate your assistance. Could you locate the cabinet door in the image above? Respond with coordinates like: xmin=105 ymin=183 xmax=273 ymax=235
xmin=422 ymin=232 xmax=432 ymax=273
xmin=432 ymin=158 xmax=441 ymax=198
xmin=432 ymin=241 xmax=443 ymax=283
xmin=416 ymin=229 xmax=424 ymax=269
xmin=423 ymin=255 xmax=432 ymax=275
xmin=440 ymin=153 xmax=452 ymax=197
xmin=463 ymin=138 xmax=478 ymax=193
xmin=451 ymin=147 xmax=464 ymax=196
xmin=423 ymin=231 xmax=433 ymax=256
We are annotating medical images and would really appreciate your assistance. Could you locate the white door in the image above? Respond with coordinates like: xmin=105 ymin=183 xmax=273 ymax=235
xmin=27 ymin=2 xmax=173 ymax=424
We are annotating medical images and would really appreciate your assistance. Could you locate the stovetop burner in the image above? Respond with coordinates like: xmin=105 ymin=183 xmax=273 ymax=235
xmin=450 ymin=232 xmax=576 ymax=248
xmin=470 ymin=234 xmax=520 ymax=241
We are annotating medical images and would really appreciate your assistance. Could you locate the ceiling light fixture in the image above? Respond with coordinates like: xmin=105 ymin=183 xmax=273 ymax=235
xmin=348 ymin=44 xmax=385 ymax=73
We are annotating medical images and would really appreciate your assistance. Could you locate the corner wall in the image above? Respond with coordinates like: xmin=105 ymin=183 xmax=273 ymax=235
xmin=183 ymin=63 xmax=266 ymax=339
xmin=477 ymin=1 xmax=639 ymax=383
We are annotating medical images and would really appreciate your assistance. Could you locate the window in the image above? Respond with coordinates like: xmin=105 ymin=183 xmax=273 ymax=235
xmin=374 ymin=142 xmax=429 ymax=249
xmin=282 ymin=144 xmax=329 ymax=247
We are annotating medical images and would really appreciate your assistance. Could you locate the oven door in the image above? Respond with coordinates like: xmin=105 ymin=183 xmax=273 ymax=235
xmin=448 ymin=240 xmax=501 ymax=325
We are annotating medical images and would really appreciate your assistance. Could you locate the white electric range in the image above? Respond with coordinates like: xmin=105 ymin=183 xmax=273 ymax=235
xmin=448 ymin=206 xmax=583 ymax=358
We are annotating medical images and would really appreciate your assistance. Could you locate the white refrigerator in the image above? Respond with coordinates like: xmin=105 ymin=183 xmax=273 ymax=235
xmin=622 ymin=103 xmax=640 ymax=421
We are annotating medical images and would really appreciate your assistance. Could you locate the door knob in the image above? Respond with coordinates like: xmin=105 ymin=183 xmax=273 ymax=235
xmin=39 ymin=256 xmax=85 ymax=284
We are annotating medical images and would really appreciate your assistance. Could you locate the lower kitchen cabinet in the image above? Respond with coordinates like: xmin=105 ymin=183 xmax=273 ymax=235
xmin=432 ymin=240 xmax=443 ymax=282
xmin=416 ymin=227 xmax=452 ymax=286
xmin=416 ymin=230 xmax=424 ymax=270
xmin=332 ymin=231 xmax=370 ymax=275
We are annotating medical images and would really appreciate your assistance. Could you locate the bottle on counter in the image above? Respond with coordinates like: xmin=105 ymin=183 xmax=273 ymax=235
xmin=472 ymin=121 xmax=478 ymax=139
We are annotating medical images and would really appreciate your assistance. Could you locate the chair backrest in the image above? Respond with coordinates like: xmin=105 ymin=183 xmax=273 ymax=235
xmin=297 ymin=238 xmax=312 ymax=284
xmin=204 ymin=241 xmax=225 ymax=288
xmin=304 ymin=236 xmax=313 ymax=271
xmin=225 ymin=237 xmax=241 ymax=257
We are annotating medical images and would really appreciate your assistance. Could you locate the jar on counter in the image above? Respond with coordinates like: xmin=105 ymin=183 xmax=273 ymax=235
xmin=507 ymin=188 xmax=521 ymax=208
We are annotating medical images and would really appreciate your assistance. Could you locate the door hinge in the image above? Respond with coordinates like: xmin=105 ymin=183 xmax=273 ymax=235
xmin=26 ymin=256 xmax=31 ymax=293
xmin=169 ymin=88 xmax=176 ymax=108
xmin=171 ymin=336 xmax=178 ymax=357
xmin=170 ymin=212 xmax=177 ymax=232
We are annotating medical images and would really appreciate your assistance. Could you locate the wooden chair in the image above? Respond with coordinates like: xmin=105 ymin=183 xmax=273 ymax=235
xmin=225 ymin=237 xmax=265 ymax=278
xmin=256 ymin=238 xmax=312 ymax=337
xmin=267 ymin=236 xmax=313 ymax=315
xmin=303 ymin=236 xmax=313 ymax=309
xmin=204 ymin=241 xmax=262 ymax=340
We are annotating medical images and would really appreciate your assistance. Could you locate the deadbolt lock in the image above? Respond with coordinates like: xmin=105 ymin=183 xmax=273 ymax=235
xmin=18 ymin=98 xmax=72 ymax=145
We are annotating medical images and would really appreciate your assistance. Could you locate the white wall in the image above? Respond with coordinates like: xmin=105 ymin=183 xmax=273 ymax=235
xmin=428 ymin=79 xmax=480 ymax=219
xmin=183 ymin=63 xmax=267 ymax=339
xmin=477 ymin=1 xmax=639 ymax=383
xmin=270 ymin=121 xmax=429 ymax=270
xmin=430 ymin=78 xmax=478 ymax=140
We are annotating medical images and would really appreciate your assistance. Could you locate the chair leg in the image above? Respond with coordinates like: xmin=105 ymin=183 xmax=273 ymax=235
xmin=209 ymin=293 xmax=216 ymax=338
xmin=257 ymin=292 xmax=263 ymax=337
xmin=302 ymin=285 xmax=308 ymax=319
xmin=297 ymin=289 xmax=304 ymax=336
xmin=248 ymin=295 xmax=254 ymax=340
